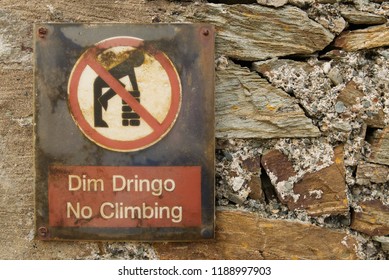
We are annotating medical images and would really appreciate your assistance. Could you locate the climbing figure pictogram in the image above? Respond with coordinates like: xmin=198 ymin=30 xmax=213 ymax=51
xmin=94 ymin=50 xmax=144 ymax=128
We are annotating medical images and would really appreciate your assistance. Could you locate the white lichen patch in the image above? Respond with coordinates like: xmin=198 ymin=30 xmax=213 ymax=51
xmin=338 ymin=51 xmax=389 ymax=127
xmin=309 ymin=190 xmax=323 ymax=199
xmin=341 ymin=235 xmax=351 ymax=248
xmin=275 ymin=138 xmax=334 ymax=177
xmin=266 ymin=170 xmax=300 ymax=203
xmin=265 ymin=58 xmax=338 ymax=121
xmin=308 ymin=3 xmax=347 ymax=35
xmin=13 ymin=116 xmax=33 ymax=127
xmin=260 ymin=50 xmax=389 ymax=146
xmin=0 ymin=34 xmax=12 ymax=59
xmin=216 ymin=139 xmax=265 ymax=205
xmin=232 ymin=176 xmax=245 ymax=191
xmin=276 ymin=179 xmax=300 ymax=203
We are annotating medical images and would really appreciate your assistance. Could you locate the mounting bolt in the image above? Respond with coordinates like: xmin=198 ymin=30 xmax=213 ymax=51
xmin=38 ymin=226 xmax=48 ymax=237
xmin=202 ymin=29 xmax=210 ymax=36
xmin=38 ymin=27 xmax=48 ymax=38
xmin=201 ymin=227 xmax=213 ymax=238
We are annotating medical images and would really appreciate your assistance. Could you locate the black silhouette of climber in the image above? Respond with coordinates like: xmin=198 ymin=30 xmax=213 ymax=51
xmin=94 ymin=49 xmax=145 ymax=127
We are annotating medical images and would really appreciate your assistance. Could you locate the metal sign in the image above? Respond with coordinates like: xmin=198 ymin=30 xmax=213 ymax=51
xmin=34 ymin=24 xmax=215 ymax=241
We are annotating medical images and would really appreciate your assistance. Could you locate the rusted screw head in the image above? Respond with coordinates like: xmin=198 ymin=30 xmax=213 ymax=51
xmin=202 ymin=29 xmax=210 ymax=36
xmin=38 ymin=27 xmax=48 ymax=38
xmin=38 ymin=226 xmax=48 ymax=237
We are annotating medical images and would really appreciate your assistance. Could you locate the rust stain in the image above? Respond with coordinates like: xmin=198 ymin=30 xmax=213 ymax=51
xmin=38 ymin=27 xmax=48 ymax=39
xmin=97 ymin=49 xmax=146 ymax=70
xmin=266 ymin=104 xmax=276 ymax=111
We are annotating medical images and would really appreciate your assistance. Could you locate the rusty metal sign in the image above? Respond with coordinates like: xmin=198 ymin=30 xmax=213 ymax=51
xmin=34 ymin=24 xmax=215 ymax=241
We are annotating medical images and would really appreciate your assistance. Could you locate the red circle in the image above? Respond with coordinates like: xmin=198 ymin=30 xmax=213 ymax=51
xmin=68 ymin=37 xmax=181 ymax=152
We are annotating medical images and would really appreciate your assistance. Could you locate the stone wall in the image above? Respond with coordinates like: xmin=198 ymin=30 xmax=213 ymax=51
xmin=1 ymin=0 xmax=389 ymax=259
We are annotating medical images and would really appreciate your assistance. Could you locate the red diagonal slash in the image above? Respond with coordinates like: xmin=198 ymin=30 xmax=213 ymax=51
xmin=84 ymin=52 xmax=161 ymax=131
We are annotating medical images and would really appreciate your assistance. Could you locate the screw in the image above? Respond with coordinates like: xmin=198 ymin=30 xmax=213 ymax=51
xmin=38 ymin=226 xmax=48 ymax=237
xmin=38 ymin=27 xmax=48 ymax=38
xmin=202 ymin=29 xmax=210 ymax=36
xmin=201 ymin=227 xmax=213 ymax=238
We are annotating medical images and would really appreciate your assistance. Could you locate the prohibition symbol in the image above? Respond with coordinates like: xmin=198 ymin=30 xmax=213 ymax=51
xmin=68 ymin=37 xmax=182 ymax=152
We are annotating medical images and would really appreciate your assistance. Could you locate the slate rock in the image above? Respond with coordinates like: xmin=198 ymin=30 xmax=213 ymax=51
xmin=365 ymin=109 xmax=386 ymax=129
xmin=287 ymin=146 xmax=349 ymax=216
xmin=368 ymin=127 xmax=389 ymax=166
xmin=335 ymin=24 xmax=389 ymax=51
xmin=356 ymin=162 xmax=389 ymax=185
xmin=215 ymin=61 xmax=320 ymax=138
xmin=154 ymin=210 xmax=359 ymax=260
xmin=189 ymin=4 xmax=334 ymax=60
xmin=340 ymin=8 xmax=387 ymax=26
xmin=261 ymin=150 xmax=296 ymax=183
xmin=248 ymin=176 xmax=265 ymax=201
xmin=252 ymin=58 xmax=313 ymax=78
xmin=336 ymin=81 xmax=385 ymax=128
xmin=351 ymin=200 xmax=389 ymax=236
xmin=262 ymin=146 xmax=349 ymax=216
xmin=337 ymin=81 xmax=364 ymax=107
xmin=257 ymin=0 xmax=288 ymax=7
